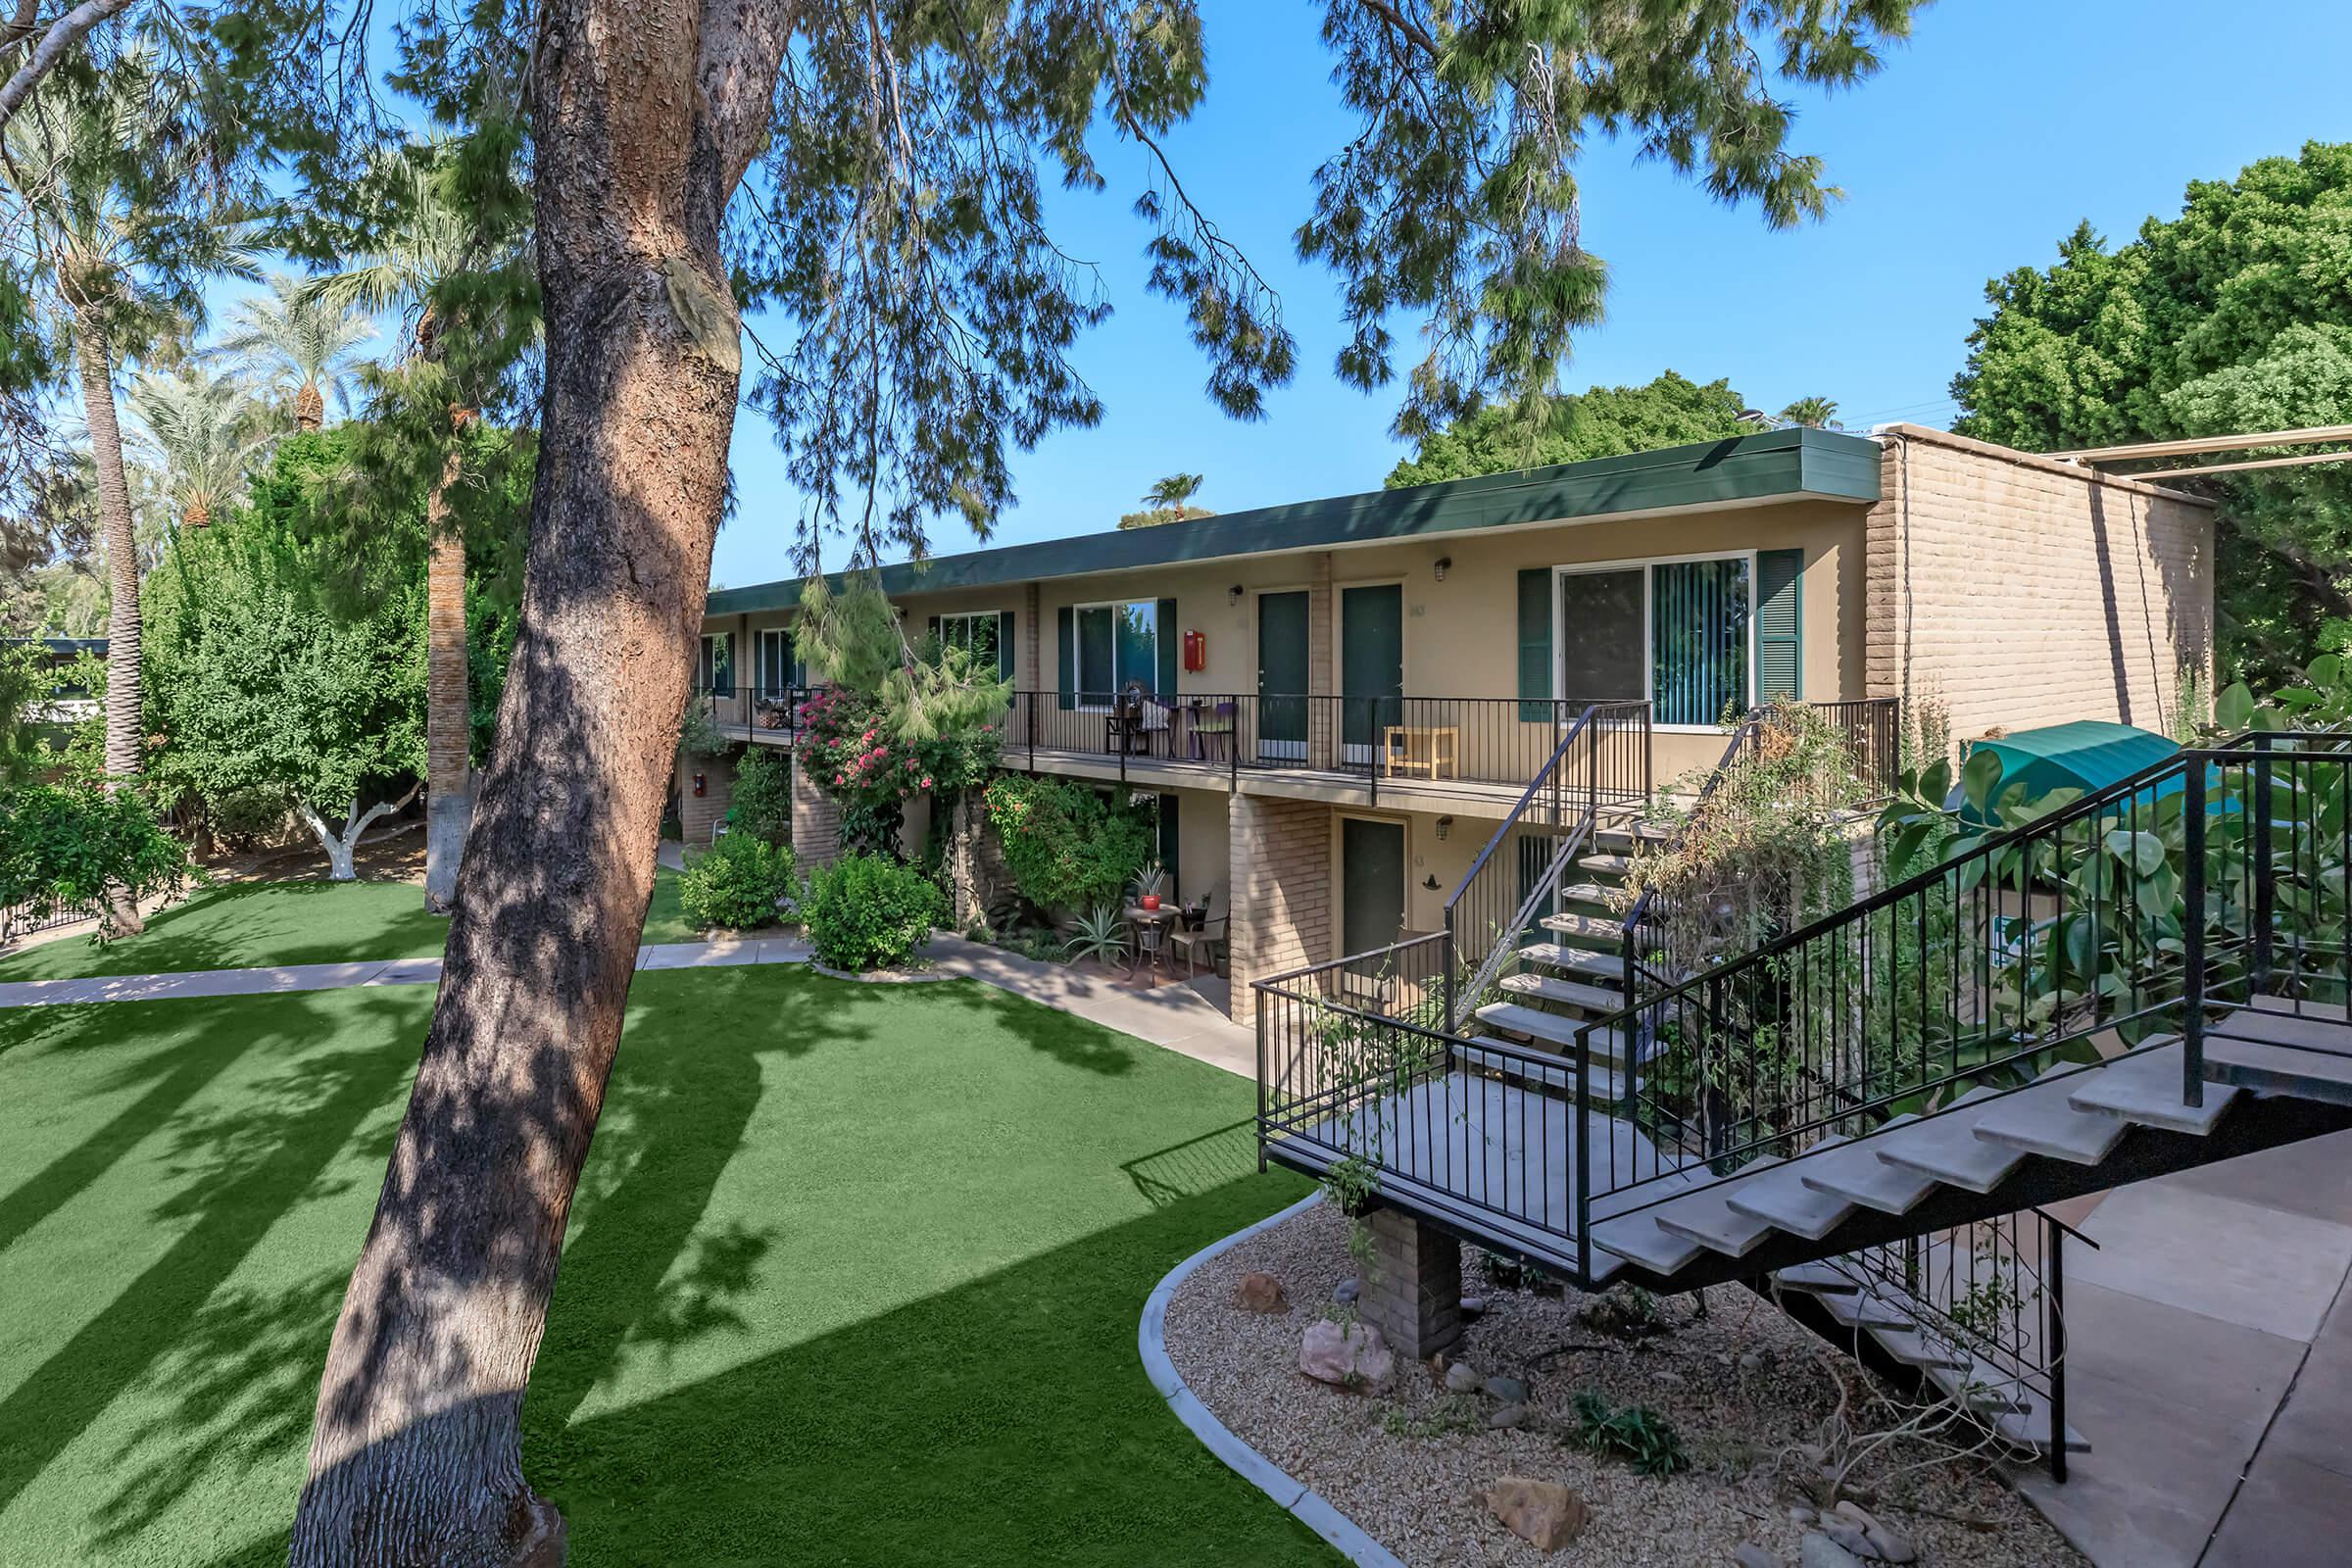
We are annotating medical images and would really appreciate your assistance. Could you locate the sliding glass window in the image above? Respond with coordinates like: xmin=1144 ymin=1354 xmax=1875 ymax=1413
xmin=937 ymin=612 xmax=1000 ymax=673
xmin=1649 ymin=559 xmax=1749 ymax=725
xmin=1074 ymin=601 xmax=1157 ymax=703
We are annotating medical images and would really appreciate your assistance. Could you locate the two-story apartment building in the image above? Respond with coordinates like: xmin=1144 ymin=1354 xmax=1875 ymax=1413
xmin=684 ymin=423 xmax=2214 ymax=1019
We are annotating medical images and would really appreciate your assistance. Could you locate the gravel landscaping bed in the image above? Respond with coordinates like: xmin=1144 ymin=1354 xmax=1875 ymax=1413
xmin=1162 ymin=1200 xmax=2085 ymax=1567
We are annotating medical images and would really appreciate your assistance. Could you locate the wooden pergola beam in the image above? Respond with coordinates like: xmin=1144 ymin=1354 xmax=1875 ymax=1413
xmin=2046 ymin=424 xmax=2352 ymax=464
xmin=2114 ymin=450 xmax=2352 ymax=481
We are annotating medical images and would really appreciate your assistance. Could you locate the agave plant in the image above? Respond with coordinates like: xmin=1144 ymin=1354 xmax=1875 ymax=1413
xmin=1063 ymin=903 xmax=1130 ymax=966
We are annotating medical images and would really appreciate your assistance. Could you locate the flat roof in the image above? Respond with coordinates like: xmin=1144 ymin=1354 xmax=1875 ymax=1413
xmin=707 ymin=425 xmax=1883 ymax=616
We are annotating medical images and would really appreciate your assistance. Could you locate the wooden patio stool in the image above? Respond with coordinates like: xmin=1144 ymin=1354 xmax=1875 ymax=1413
xmin=1382 ymin=724 xmax=1459 ymax=779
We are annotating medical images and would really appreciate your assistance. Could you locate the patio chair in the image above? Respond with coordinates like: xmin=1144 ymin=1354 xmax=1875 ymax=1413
xmin=1188 ymin=699 xmax=1236 ymax=761
xmin=1170 ymin=905 xmax=1226 ymax=978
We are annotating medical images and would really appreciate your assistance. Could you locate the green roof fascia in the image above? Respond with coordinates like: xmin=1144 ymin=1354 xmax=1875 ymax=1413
xmin=706 ymin=426 xmax=1882 ymax=618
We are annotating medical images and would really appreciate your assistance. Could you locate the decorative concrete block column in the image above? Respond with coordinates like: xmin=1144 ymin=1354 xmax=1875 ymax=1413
xmin=792 ymin=751 xmax=842 ymax=865
xmin=1227 ymin=793 xmax=1331 ymax=1025
xmin=1360 ymin=1207 xmax=1462 ymax=1359
xmin=678 ymin=748 xmax=737 ymax=848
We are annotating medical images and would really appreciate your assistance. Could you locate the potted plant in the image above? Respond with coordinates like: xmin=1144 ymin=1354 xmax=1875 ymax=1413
xmin=1132 ymin=860 xmax=1167 ymax=911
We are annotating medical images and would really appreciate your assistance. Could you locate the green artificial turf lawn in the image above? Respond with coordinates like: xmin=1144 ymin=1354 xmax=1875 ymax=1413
xmin=0 ymin=966 xmax=1327 ymax=1566
xmin=1 ymin=868 xmax=698 ymax=981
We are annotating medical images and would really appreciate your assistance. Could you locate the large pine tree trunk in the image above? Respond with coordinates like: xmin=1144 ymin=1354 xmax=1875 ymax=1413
xmin=76 ymin=311 xmax=145 ymax=936
xmin=422 ymin=446 xmax=471 ymax=912
xmin=290 ymin=0 xmax=794 ymax=1560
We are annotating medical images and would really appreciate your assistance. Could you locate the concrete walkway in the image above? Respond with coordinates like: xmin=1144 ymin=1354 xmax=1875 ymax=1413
xmin=0 ymin=929 xmax=1260 ymax=1080
xmin=2018 ymin=1129 xmax=2352 ymax=1567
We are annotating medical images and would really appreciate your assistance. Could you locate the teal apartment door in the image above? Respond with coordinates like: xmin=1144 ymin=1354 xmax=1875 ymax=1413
xmin=1342 ymin=816 xmax=1406 ymax=973
xmin=1256 ymin=590 xmax=1310 ymax=760
xmin=1341 ymin=583 xmax=1403 ymax=762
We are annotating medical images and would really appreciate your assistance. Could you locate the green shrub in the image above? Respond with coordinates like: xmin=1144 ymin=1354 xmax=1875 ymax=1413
xmin=1568 ymin=1391 xmax=1688 ymax=1476
xmin=0 ymin=783 xmax=191 ymax=940
xmin=679 ymin=834 xmax=799 ymax=931
xmin=981 ymin=774 xmax=1154 ymax=913
xmin=727 ymin=750 xmax=794 ymax=845
xmin=803 ymin=852 xmax=943 ymax=970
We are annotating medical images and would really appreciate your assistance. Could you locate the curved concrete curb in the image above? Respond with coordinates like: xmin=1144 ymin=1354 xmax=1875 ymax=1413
xmin=808 ymin=959 xmax=957 ymax=984
xmin=1139 ymin=1193 xmax=1407 ymax=1568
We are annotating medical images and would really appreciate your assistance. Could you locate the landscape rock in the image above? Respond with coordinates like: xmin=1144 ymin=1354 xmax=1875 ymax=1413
xmin=1298 ymin=1318 xmax=1393 ymax=1390
xmin=1332 ymin=1276 xmax=1359 ymax=1305
xmin=1234 ymin=1271 xmax=1289 ymax=1313
xmin=1734 ymin=1544 xmax=1788 ymax=1568
xmin=1738 ymin=1351 xmax=1763 ymax=1370
xmin=1487 ymin=1402 xmax=1526 ymax=1430
xmin=1788 ymin=1505 xmax=1819 ymax=1525
xmin=1483 ymin=1372 xmax=1528 ymax=1403
xmin=1458 ymin=1294 xmax=1487 ymax=1316
xmin=1817 ymin=1518 xmax=1878 ymax=1560
xmin=1444 ymin=1361 xmax=1484 ymax=1396
xmin=1483 ymin=1477 xmax=1590 ymax=1551
xmin=1834 ymin=1501 xmax=1915 ymax=1564
xmin=1798 ymin=1533 xmax=1865 ymax=1568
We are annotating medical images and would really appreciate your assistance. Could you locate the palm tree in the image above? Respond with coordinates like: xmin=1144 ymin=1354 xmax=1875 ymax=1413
xmin=220 ymin=273 xmax=375 ymax=432
xmin=5 ymin=51 xmax=250 ymax=857
xmin=1143 ymin=472 xmax=1204 ymax=511
xmin=127 ymin=364 xmax=270 ymax=527
xmin=312 ymin=141 xmax=531 ymax=911
xmin=1777 ymin=396 xmax=1843 ymax=430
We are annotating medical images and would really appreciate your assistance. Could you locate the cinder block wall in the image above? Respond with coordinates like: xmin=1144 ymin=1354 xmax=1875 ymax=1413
xmin=1865 ymin=425 xmax=2217 ymax=755
xmin=792 ymin=751 xmax=842 ymax=864
xmin=1228 ymin=794 xmax=1332 ymax=1024
xmin=678 ymin=749 xmax=737 ymax=846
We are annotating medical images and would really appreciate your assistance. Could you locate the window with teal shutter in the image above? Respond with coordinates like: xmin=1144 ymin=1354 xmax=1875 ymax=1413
xmin=1516 ymin=568 xmax=1552 ymax=721
xmin=1649 ymin=559 xmax=1749 ymax=724
xmin=1056 ymin=607 xmax=1075 ymax=710
xmin=997 ymin=611 xmax=1015 ymax=682
xmin=1756 ymin=550 xmax=1803 ymax=702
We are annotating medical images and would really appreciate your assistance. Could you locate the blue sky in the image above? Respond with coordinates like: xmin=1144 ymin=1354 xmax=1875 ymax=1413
xmin=203 ymin=2 xmax=2352 ymax=591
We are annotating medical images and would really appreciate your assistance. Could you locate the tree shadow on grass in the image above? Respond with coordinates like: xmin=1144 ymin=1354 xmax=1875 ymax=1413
xmin=0 ymin=880 xmax=456 ymax=983
xmin=928 ymin=977 xmax=1144 ymax=1077
xmin=0 ymin=992 xmax=425 ymax=1524
xmin=209 ymin=1173 xmax=1329 ymax=1568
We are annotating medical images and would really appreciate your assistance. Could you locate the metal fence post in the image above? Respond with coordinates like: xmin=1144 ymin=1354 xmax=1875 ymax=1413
xmin=2253 ymin=733 xmax=2275 ymax=988
xmin=2046 ymin=1209 xmax=2068 ymax=1485
xmin=2183 ymin=756 xmax=2207 ymax=1108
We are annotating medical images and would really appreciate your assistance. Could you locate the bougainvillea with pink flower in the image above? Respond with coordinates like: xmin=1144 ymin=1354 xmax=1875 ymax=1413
xmin=798 ymin=685 xmax=1002 ymax=857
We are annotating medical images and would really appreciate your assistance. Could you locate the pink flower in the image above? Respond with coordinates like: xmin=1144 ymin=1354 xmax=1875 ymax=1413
xmin=921 ymin=775 xmax=933 ymax=789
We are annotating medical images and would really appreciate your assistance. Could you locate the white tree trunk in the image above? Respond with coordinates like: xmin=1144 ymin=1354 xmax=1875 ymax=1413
xmin=297 ymin=787 xmax=420 ymax=881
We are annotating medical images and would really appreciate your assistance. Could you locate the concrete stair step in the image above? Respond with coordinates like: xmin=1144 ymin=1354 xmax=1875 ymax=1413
xmin=1772 ymin=1260 xmax=1862 ymax=1295
xmin=1587 ymin=1213 xmax=1708 ymax=1277
xmin=1455 ymin=1037 xmax=1628 ymax=1102
xmin=1869 ymin=1324 xmax=1971 ymax=1370
xmin=1821 ymin=1288 xmax=1918 ymax=1333
xmin=2200 ymin=1031 xmax=2352 ymax=1105
xmin=1797 ymin=1118 xmax=1942 ymax=1212
xmin=1539 ymin=912 xmax=1628 ymax=943
xmin=1473 ymin=1002 xmax=1632 ymax=1065
xmin=1593 ymin=822 xmax=1675 ymax=849
xmin=1561 ymin=882 xmax=1620 ymax=910
xmin=1726 ymin=1138 xmax=1861 ymax=1240
xmin=1877 ymin=1088 xmax=2029 ymax=1193
xmin=1924 ymin=1359 xmax=2032 ymax=1415
xmin=1650 ymin=1159 xmax=1788 ymax=1256
xmin=1993 ymin=1389 xmax=2093 ymax=1453
xmin=1971 ymin=1068 xmax=2130 ymax=1165
xmin=2067 ymin=1039 xmax=2240 ymax=1134
xmin=1516 ymin=942 xmax=1627 ymax=982
xmin=1578 ymin=853 xmax=1636 ymax=876
xmin=1497 ymin=970 xmax=1625 ymax=1014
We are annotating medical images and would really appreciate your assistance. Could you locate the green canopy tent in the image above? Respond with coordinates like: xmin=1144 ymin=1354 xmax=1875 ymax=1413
xmin=1955 ymin=721 xmax=2182 ymax=824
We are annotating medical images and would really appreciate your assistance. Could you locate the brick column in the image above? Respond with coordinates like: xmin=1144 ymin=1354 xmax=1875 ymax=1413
xmin=792 ymin=752 xmax=842 ymax=865
xmin=678 ymin=748 xmax=737 ymax=847
xmin=1360 ymin=1207 xmax=1462 ymax=1358
xmin=1307 ymin=552 xmax=1336 ymax=769
xmin=1021 ymin=581 xmax=1042 ymax=690
xmin=1227 ymin=793 xmax=1331 ymax=1024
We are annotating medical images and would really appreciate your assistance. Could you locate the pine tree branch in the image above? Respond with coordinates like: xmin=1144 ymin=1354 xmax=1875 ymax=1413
xmin=0 ymin=0 xmax=136 ymax=133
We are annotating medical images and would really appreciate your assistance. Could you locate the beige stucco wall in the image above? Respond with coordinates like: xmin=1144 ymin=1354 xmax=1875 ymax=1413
xmin=1865 ymin=425 xmax=2217 ymax=752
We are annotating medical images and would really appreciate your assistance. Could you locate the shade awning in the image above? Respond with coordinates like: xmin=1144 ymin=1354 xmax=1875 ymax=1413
xmin=1959 ymin=721 xmax=2181 ymax=822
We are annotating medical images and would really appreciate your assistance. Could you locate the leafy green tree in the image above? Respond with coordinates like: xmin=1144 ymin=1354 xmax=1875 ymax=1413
xmin=0 ymin=779 xmax=188 ymax=938
xmin=1118 ymin=470 xmax=1213 ymax=528
xmin=1387 ymin=370 xmax=1754 ymax=486
xmin=142 ymin=430 xmax=426 ymax=878
xmin=220 ymin=270 xmax=377 ymax=431
xmin=268 ymin=2 xmax=1925 ymax=1553
xmin=1951 ymin=143 xmax=2352 ymax=679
